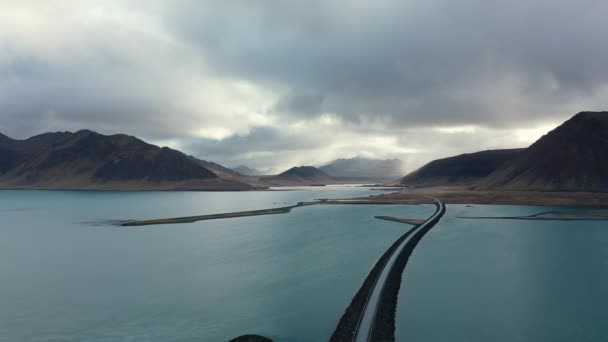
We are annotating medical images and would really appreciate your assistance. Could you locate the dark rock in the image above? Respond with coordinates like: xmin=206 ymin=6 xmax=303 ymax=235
xmin=228 ymin=334 xmax=273 ymax=342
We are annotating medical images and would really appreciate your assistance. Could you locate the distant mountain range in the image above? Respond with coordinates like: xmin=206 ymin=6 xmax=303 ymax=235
xmin=0 ymin=130 xmax=259 ymax=190
xmin=2 ymin=111 xmax=606 ymax=192
xmin=262 ymin=166 xmax=334 ymax=186
xmin=320 ymin=157 xmax=404 ymax=180
xmin=0 ymin=130 xmax=397 ymax=190
xmin=396 ymin=111 xmax=608 ymax=191
xmin=231 ymin=165 xmax=262 ymax=176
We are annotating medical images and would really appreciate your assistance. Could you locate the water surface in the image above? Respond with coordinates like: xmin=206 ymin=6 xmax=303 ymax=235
xmin=0 ymin=187 xmax=432 ymax=342
xmin=3 ymin=191 xmax=606 ymax=341
xmin=396 ymin=204 xmax=608 ymax=342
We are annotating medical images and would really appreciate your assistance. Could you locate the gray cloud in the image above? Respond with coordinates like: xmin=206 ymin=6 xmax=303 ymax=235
xmin=1 ymin=1 xmax=607 ymax=172
xmin=272 ymin=91 xmax=324 ymax=117
xmin=169 ymin=0 xmax=608 ymax=126
xmin=182 ymin=126 xmax=327 ymax=170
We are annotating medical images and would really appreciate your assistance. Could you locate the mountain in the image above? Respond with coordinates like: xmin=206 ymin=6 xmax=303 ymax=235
xmin=263 ymin=166 xmax=334 ymax=185
xmin=479 ymin=111 xmax=608 ymax=191
xmin=0 ymin=130 xmax=259 ymax=190
xmin=320 ymin=157 xmax=404 ymax=180
xmin=395 ymin=149 xmax=524 ymax=187
xmin=198 ymin=160 xmax=268 ymax=188
xmin=0 ymin=133 xmax=13 ymax=144
xmin=231 ymin=165 xmax=262 ymax=176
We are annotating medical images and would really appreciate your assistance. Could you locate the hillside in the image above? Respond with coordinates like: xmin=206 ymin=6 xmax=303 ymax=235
xmin=231 ymin=165 xmax=262 ymax=176
xmin=320 ymin=157 xmax=404 ymax=181
xmin=0 ymin=130 xmax=258 ymax=190
xmin=395 ymin=149 xmax=524 ymax=187
xmin=263 ymin=166 xmax=334 ymax=185
xmin=479 ymin=111 xmax=608 ymax=191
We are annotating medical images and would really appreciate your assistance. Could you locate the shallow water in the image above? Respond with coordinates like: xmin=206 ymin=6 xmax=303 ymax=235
xmin=396 ymin=204 xmax=608 ymax=342
xmin=0 ymin=187 xmax=434 ymax=342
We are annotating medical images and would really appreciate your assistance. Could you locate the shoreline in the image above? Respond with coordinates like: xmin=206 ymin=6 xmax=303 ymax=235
xmin=354 ymin=187 xmax=608 ymax=207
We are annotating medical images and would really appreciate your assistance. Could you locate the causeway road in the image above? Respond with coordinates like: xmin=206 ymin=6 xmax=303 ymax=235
xmin=353 ymin=197 xmax=446 ymax=342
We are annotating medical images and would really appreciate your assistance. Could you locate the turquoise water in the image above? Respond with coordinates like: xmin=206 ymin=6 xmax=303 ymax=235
xmin=0 ymin=187 xmax=434 ymax=341
xmin=2 ymin=191 xmax=607 ymax=341
xmin=396 ymin=204 xmax=608 ymax=341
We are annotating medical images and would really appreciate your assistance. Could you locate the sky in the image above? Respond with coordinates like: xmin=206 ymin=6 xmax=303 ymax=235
xmin=1 ymin=1 xmax=607 ymax=174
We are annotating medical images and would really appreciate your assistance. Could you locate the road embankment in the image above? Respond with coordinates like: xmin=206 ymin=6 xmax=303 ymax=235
xmin=120 ymin=202 xmax=318 ymax=226
xmin=331 ymin=199 xmax=445 ymax=342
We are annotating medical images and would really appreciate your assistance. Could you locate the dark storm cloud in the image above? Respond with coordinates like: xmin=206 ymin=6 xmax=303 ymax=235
xmin=169 ymin=0 xmax=608 ymax=126
xmin=272 ymin=91 xmax=324 ymax=117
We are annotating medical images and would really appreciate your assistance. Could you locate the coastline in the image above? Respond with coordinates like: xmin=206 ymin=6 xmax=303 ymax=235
xmin=353 ymin=186 xmax=608 ymax=207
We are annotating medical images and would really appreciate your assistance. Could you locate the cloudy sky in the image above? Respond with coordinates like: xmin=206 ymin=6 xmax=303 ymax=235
xmin=1 ymin=1 xmax=607 ymax=173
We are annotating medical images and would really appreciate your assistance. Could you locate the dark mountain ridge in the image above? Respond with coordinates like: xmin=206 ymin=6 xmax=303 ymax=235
xmin=395 ymin=149 xmax=524 ymax=187
xmin=263 ymin=166 xmax=334 ymax=185
xmin=479 ymin=111 xmax=608 ymax=191
xmin=0 ymin=130 xmax=257 ymax=190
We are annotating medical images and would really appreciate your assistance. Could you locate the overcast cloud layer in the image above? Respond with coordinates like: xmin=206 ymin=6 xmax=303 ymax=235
xmin=1 ymin=0 xmax=607 ymax=173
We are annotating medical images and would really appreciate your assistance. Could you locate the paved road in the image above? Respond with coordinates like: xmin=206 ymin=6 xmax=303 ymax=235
xmin=353 ymin=197 xmax=446 ymax=342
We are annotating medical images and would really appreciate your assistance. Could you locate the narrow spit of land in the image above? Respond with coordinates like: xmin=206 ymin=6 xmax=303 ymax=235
xmin=118 ymin=199 xmax=421 ymax=227
xmin=459 ymin=209 xmax=608 ymax=221
xmin=459 ymin=216 xmax=608 ymax=221
xmin=374 ymin=216 xmax=426 ymax=225
xmin=120 ymin=202 xmax=319 ymax=226
xmin=358 ymin=186 xmax=608 ymax=207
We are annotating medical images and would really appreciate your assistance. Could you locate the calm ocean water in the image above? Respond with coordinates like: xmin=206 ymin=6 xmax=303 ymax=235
xmin=0 ymin=187 xmax=433 ymax=341
xmin=1 ymin=189 xmax=606 ymax=341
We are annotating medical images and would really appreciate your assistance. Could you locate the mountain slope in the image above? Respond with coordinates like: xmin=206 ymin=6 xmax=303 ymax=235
xmin=0 ymin=130 xmax=257 ymax=190
xmin=320 ymin=157 xmax=404 ymax=180
xmin=263 ymin=166 xmax=334 ymax=185
xmin=479 ymin=111 xmax=608 ymax=191
xmin=395 ymin=149 xmax=524 ymax=187
xmin=231 ymin=165 xmax=262 ymax=176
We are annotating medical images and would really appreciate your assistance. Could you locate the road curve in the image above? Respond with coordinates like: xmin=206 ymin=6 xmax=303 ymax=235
xmin=353 ymin=198 xmax=446 ymax=342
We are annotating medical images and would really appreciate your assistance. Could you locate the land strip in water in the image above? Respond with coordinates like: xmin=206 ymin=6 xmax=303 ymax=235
xmin=119 ymin=198 xmax=430 ymax=227
xmin=355 ymin=187 xmax=608 ymax=207
xmin=368 ymin=200 xmax=445 ymax=341
xmin=374 ymin=216 xmax=426 ymax=225
xmin=330 ymin=224 xmax=420 ymax=341
xmin=120 ymin=202 xmax=319 ymax=226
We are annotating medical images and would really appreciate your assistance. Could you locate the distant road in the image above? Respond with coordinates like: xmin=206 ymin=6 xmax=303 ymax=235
xmin=353 ymin=197 xmax=446 ymax=342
